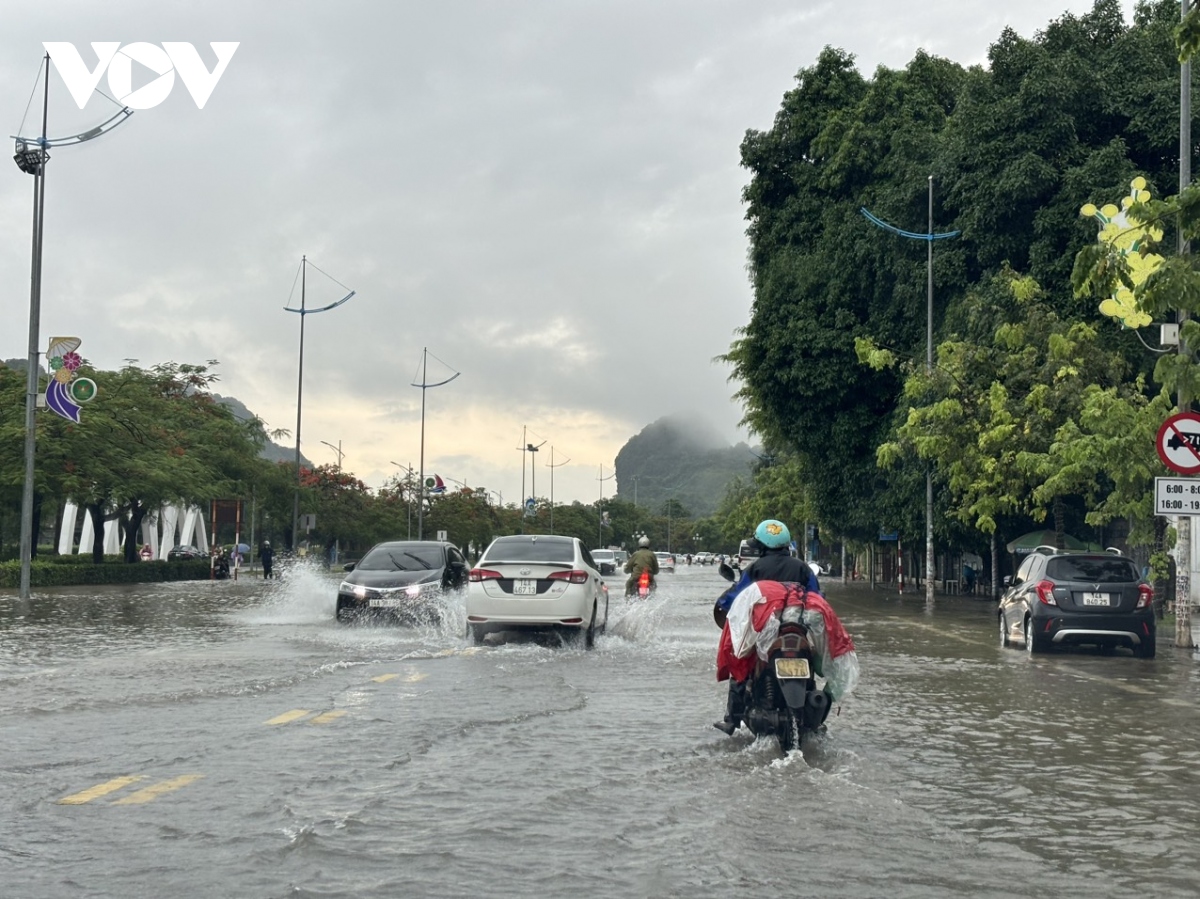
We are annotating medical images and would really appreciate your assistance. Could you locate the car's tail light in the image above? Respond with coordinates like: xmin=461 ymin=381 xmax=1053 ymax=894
xmin=549 ymin=570 xmax=589 ymax=584
xmin=1035 ymin=580 xmax=1057 ymax=605
xmin=1136 ymin=583 xmax=1154 ymax=609
xmin=468 ymin=568 xmax=502 ymax=582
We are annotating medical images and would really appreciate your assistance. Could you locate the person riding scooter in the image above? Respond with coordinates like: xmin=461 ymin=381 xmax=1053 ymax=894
xmin=624 ymin=535 xmax=659 ymax=596
xmin=713 ymin=519 xmax=819 ymax=734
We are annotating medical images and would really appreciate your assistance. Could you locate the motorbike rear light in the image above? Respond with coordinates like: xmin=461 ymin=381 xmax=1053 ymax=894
xmin=468 ymin=568 xmax=503 ymax=582
xmin=548 ymin=570 xmax=589 ymax=584
xmin=1136 ymin=583 xmax=1154 ymax=609
xmin=1035 ymin=580 xmax=1057 ymax=606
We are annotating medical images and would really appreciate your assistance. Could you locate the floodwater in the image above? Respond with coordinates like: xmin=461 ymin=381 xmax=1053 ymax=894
xmin=3 ymin=562 xmax=1200 ymax=898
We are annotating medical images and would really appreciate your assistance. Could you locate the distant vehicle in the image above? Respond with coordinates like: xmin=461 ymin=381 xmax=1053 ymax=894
xmin=737 ymin=539 xmax=762 ymax=570
xmin=654 ymin=551 xmax=676 ymax=573
xmin=998 ymin=546 xmax=1155 ymax=658
xmin=466 ymin=534 xmax=608 ymax=647
xmin=694 ymin=552 xmax=714 ymax=565
xmin=808 ymin=561 xmax=825 ymax=577
xmin=336 ymin=540 xmax=469 ymax=623
xmin=167 ymin=545 xmax=205 ymax=561
xmin=613 ymin=550 xmax=629 ymax=569
xmin=591 ymin=549 xmax=617 ymax=575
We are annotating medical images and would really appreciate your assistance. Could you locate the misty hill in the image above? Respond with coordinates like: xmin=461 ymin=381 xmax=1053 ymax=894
xmin=614 ymin=415 xmax=755 ymax=517
xmin=213 ymin=394 xmax=310 ymax=467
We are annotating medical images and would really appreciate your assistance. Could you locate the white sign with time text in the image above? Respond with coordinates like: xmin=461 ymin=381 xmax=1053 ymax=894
xmin=1155 ymin=477 xmax=1200 ymax=515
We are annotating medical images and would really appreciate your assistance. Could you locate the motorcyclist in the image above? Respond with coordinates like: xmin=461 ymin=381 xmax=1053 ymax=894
xmin=713 ymin=519 xmax=819 ymax=734
xmin=623 ymin=535 xmax=659 ymax=596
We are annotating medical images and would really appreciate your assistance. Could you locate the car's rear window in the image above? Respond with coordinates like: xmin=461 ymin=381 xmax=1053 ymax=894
xmin=593 ymin=550 xmax=615 ymax=560
xmin=482 ymin=538 xmax=575 ymax=564
xmin=1046 ymin=557 xmax=1139 ymax=584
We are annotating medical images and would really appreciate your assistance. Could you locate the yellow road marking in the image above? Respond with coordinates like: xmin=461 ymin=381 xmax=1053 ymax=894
xmin=371 ymin=673 xmax=400 ymax=683
xmin=404 ymin=672 xmax=428 ymax=683
xmin=58 ymin=775 xmax=144 ymax=805
xmin=265 ymin=709 xmax=312 ymax=726
xmin=111 ymin=774 xmax=204 ymax=806
xmin=309 ymin=710 xmax=347 ymax=724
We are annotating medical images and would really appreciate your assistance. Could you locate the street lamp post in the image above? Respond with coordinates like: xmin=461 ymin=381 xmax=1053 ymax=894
xmin=320 ymin=439 xmax=344 ymax=471
xmin=861 ymin=185 xmax=960 ymax=604
xmin=390 ymin=461 xmax=415 ymax=539
xmin=411 ymin=347 xmax=459 ymax=540
xmin=14 ymin=54 xmax=132 ymax=600
xmin=547 ymin=446 xmax=570 ymax=534
xmin=284 ymin=257 xmax=355 ymax=551
xmin=597 ymin=465 xmax=615 ymax=546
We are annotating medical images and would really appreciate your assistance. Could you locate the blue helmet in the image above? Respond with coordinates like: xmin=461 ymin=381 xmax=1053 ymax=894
xmin=754 ymin=519 xmax=791 ymax=549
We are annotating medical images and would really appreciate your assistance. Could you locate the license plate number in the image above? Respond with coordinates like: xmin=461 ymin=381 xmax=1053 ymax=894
xmin=368 ymin=598 xmax=405 ymax=608
xmin=1082 ymin=592 xmax=1110 ymax=606
xmin=513 ymin=579 xmax=537 ymax=595
xmin=774 ymin=657 xmax=811 ymax=679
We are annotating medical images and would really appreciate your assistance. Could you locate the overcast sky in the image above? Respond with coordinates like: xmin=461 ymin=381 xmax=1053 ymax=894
xmin=0 ymin=0 xmax=1139 ymax=505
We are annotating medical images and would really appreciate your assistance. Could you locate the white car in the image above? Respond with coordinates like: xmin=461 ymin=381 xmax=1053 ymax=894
xmin=467 ymin=535 xmax=609 ymax=647
xmin=654 ymin=551 xmax=676 ymax=573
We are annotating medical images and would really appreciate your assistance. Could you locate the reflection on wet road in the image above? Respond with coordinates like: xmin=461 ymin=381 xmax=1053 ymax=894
xmin=3 ymin=563 xmax=1199 ymax=898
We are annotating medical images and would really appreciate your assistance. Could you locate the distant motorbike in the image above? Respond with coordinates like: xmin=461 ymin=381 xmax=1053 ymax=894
xmin=715 ymin=563 xmax=839 ymax=752
xmin=626 ymin=569 xmax=656 ymax=598
xmin=212 ymin=553 xmax=231 ymax=580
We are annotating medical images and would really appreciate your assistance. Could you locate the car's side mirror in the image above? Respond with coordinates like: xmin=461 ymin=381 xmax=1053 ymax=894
xmin=717 ymin=561 xmax=737 ymax=583
xmin=1002 ymin=575 xmax=1011 ymax=588
xmin=450 ymin=560 xmax=466 ymax=571
xmin=343 ymin=562 xmax=356 ymax=572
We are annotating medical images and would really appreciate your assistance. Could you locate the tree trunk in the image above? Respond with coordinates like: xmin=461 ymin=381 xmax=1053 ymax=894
xmin=87 ymin=503 xmax=106 ymax=563
xmin=991 ymin=531 xmax=999 ymax=600
xmin=123 ymin=500 xmax=147 ymax=563
xmin=1053 ymin=499 xmax=1066 ymax=550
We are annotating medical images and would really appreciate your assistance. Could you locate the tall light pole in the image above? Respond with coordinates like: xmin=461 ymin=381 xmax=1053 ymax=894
xmin=320 ymin=439 xmax=344 ymax=471
xmin=390 ymin=461 xmax=415 ymax=539
xmin=861 ymin=187 xmax=960 ymax=604
xmin=1177 ymin=0 xmax=1195 ymax=648
xmin=547 ymin=446 xmax=570 ymax=534
xmin=14 ymin=54 xmax=132 ymax=600
xmin=411 ymin=347 xmax=459 ymax=540
xmin=284 ymin=257 xmax=355 ymax=551
xmin=527 ymin=442 xmax=543 ymax=512
xmin=597 ymin=464 xmax=615 ymax=547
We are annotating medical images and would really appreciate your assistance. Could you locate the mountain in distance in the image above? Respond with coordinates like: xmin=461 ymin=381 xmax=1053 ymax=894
xmin=212 ymin=393 xmax=310 ymax=467
xmin=613 ymin=414 xmax=756 ymax=518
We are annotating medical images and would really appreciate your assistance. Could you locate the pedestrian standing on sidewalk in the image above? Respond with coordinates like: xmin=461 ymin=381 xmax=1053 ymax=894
xmin=261 ymin=540 xmax=275 ymax=579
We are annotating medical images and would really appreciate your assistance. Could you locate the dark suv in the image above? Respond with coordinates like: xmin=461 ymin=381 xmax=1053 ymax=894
xmin=998 ymin=546 xmax=1155 ymax=658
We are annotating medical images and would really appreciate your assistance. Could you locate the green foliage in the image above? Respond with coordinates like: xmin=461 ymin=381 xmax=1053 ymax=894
xmin=729 ymin=1 xmax=1187 ymax=546
xmin=0 ymin=559 xmax=211 ymax=588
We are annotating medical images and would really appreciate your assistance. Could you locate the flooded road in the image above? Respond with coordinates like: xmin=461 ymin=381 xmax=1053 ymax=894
xmin=3 ymin=563 xmax=1200 ymax=898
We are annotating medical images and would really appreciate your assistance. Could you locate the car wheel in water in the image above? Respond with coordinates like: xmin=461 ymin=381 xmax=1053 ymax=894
xmin=1135 ymin=634 xmax=1156 ymax=659
xmin=584 ymin=606 xmax=596 ymax=650
xmin=999 ymin=612 xmax=1010 ymax=648
xmin=1025 ymin=616 xmax=1048 ymax=656
xmin=336 ymin=599 xmax=354 ymax=624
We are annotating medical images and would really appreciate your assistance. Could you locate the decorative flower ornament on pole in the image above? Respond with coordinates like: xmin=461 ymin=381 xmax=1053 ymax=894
xmin=44 ymin=336 xmax=97 ymax=422
xmin=1080 ymin=177 xmax=1164 ymax=330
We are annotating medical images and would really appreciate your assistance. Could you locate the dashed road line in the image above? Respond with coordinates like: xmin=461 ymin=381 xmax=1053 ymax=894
xmin=265 ymin=709 xmax=313 ymax=726
xmin=58 ymin=775 xmax=145 ymax=805
xmin=111 ymin=774 xmax=204 ymax=806
xmin=308 ymin=710 xmax=347 ymax=725
xmin=371 ymin=673 xmax=400 ymax=683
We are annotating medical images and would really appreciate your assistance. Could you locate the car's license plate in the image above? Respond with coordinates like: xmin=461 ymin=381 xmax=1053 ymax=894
xmin=368 ymin=598 xmax=405 ymax=608
xmin=1081 ymin=592 xmax=1110 ymax=606
xmin=774 ymin=657 xmax=811 ymax=679
xmin=513 ymin=579 xmax=536 ymax=595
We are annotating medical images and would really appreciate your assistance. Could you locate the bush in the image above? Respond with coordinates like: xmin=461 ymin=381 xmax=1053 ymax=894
xmin=0 ymin=559 xmax=213 ymax=588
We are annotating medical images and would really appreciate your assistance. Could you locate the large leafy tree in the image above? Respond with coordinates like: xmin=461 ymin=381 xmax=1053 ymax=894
xmin=728 ymin=1 xmax=1189 ymax=543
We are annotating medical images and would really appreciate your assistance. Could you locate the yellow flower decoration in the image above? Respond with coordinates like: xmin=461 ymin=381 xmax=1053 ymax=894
xmin=54 ymin=367 xmax=73 ymax=384
xmin=1080 ymin=177 xmax=1164 ymax=329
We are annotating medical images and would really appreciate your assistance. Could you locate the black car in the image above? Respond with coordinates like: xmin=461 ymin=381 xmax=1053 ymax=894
xmin=167 ymin=544 xmax=206 ymax=561
xmin=336 ymin=540 xmax=469 ymax=623
xmin=998 ymin=546 xmax=1155 ymax=658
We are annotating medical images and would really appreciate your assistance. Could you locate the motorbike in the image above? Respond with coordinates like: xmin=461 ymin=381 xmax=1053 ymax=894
xmin=715 ymin=562 xmax=834 ymax=752
xmin=626 ymin=568 xmax=656 ymax=598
